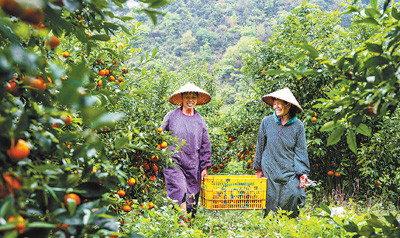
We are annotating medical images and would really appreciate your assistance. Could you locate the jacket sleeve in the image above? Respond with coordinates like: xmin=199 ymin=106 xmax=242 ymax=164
xmin=254 ymin=118 xmax=266 ymax=171
xmin=294 ymin=122 xmax=310 ymax=176
xmin=199 ymin=123 xmax=212 ymax=172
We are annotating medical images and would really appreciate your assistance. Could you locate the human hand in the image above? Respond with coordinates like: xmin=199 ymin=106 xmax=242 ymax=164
xmin=299 ymin=174 xmax=308 ymax=188
xmin=201 ymin=168 xmax=208 ymax=180
xmin=256 ymin=169 xmax=263 ymax=178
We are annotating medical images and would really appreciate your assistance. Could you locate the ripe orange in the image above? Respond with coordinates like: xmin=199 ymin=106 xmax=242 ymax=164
xmin=6 ymin=80 xmax=22 ymax=96
xmin=20 ymin=7 xmax=44 ymax=25
xmin=122 ymin=205 xmax=131 ymax=212
xmin=61 ymin=115 xmax=72 ymax=126
xmin=28 ymin=77 xmax=46 ymax=91
xmin=7 ymin=139 xmax=30 ymax=161
xmin=219 ymin=164 xmax=224 ymax=168
xmin=312 ymin=117 xmax=317 ymax=122
xmin=149 ymin=176 xmax=156 ymax=182
xmin=128 ymin=178 xmax=136 ymax=186
xmin=47 ymin=36 xmax=60 ymax=49
xmin=151 ymin=155 xmax=159 ymax=161
xmin=98 ymin=80 xmax=102 ymax=87
xmin=64 ymin=193 xmax=81 ymax=205
xmin=117 ymin=190 xmax=126 ymax=197
xmin=327 ymin=171 xmax=334 ymax=176
xmin=109 ymin=75 xmax=115 ymax=81
xmin=375 ymin=181 xmax=381 ymax=185
xmin=228 ymin=137 xmax=233 ymax=142
xmin=99 ymin=70 xmax=106 ymax=76
xmin=104 ymin=69 xmax=110 ymax=75
xmin=150 ymin=163 xmax=158 ymax=174
xmin=62 ymin=52 xmax=69 ymax=57
xmin=148 ymin=202 xmax=154 ymax=209
xmin=248 ymin=159 xmax=253 ymax=164
xmin=334 ymin=172 xmax=340 ymax=177
xmin=1 ymin=0 xmax=24 ymax=17
xmin=157 ymin=127 xmax=163 ymax=133
xmin=117 ymin=77 xmax=124 ymax=83
xmin=314 ymin=112 xmax=317 ymax=117
xmin=160 ymin=141 xmax=167 ymax=148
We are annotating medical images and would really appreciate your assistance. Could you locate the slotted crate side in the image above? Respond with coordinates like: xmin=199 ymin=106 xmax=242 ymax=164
xmin=201 ymin=175 xmax=267 ymax=210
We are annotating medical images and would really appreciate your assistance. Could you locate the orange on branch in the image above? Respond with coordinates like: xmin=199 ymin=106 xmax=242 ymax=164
xmin=128 ymin=178 xmax=136 ymax=186
xmin=64 ymin=193 xmax=81 ymax=205
xmin=7 ymin=139 xmax=30 ymax=161
xmin=160 ymin=141 xmax=167 ymax=148
xmin=117 ymin=190 xmax=126 ymax=197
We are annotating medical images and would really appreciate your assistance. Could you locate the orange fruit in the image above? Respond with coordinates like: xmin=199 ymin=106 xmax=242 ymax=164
xmin=6 ymin=80 xmax=22 ymax=96
xmin=1 ymin=0 xmax=24 ymax=17
xmin=122 ymin=205 xmax=131 ymax=212
xmin=148 ymin=202 xmax=154 ymax=209
xmin=334 ymin=172 xmax=340 ymax=177
xmin=47 ymin=36 xmax=60 ymax=49
xmin=160 ymin=141 xmax=167 ymax=148
xmin=61 ymin=115 xmax=72 ymax=126
xmin=219 ymin=164 xmax=224 ymax=168
xmin=62 ymin=52 xmax=69 ymax=58
xmin=313 ymin=112 xmax=317 ymax=117
xmin=312 ymin=117 xmax=317 ymax=122
xmin=248 ymin=159 xmax=253 ymax=164
xmin=64 ymin=193 xmax=81 ymax=205
xmin=7 ymin=139 xmax=30 ymax=161
xmin=157 ymin=127 xmax=162 ymax=133
xmin=104 ymin=69 xmax=109 ymax=75
xmin=98 ymin=80 xmax=102 ymax=87
xmin=128 ymin=178 xmax=136 ymax=186
xmin=150 ymin=163 xmax=158 ymax=173
xmin=117 ymin=77 xmax=124 ymax=82
xmin=149 ymin=176 xmax=156 ymax=182
xmin=99 ymin=70 xmax=106 ymax=76
xmin=375 ymin=181 xmax=381 ymax=185
xmin=117 ymin=190 xmax=126 ymax=197
xmin=327 ymin=171 xmax=334 ymax=176
xmin=28 ymin=77 xmax=46 ymax=91
xmin=20 ymin=7 xmax=44 ymax=25
xmin=151 ymin=155 xmax=159 ymax=161
xmin=109 ymin=75 xmax=115 ymax=81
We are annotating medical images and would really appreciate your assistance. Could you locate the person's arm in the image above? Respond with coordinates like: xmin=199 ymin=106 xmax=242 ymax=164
xmin=294 ymin=123 xmax=310 ymax=186
xmin=199 ymin=123 xmax=212 ymax=179
xmin=254 ymin=118 xmax=266 ymax=178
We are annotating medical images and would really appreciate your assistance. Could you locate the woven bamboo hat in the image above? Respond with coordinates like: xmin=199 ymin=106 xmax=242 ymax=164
xmin=262 ymin=87 xmax=303 ymax=113
xmin=169 ymin=82 xmax=212 ymax=105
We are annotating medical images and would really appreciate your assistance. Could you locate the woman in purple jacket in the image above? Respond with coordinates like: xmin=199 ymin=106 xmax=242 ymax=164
xmin=162 ymin=82 xmax=212 ymax=223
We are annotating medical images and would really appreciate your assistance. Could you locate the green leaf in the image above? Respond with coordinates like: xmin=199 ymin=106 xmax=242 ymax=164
xmin=294 ymin=42 xmax=319 ymax=59
xmin=152 ymin=47 xmax=158 ymax=58
xmin=75 ymin=182 xmax=110 ymax=199
xmin=318 ymin=203 xmax=331 ymax=215
xmin=365 ymin=43 xmax=383 ymax=54
xmin=356 ymin=123 xmax=372 ymax=137
xmin=91 ymin=34 xmax=111 ymax=41
xmin=347 ymin=130 xmax=357 ymax=154
xmin=327 ymin=127 xmax=345 ymax=146
xmin=115 ymin=137 xmax=129 ymax=149
xmin=320 ymin=121 xmax=337 ymax=132
xmin=392 ymin=7 xmax=400 ymax=20
xmin=384 ymin=213 xmax=400 ymax=227
xmin=370 ymin=0 xmax=377 ymax=9
xmin=358 ymin=225 xmax=375 ymax=236
xmin=364 ymin=56 xmax=389 ymax=68
xmin=27 ymin=222 xmax=57 ymax=228
xmin=343 ymin=221 xmax=359 ymax=232
xmin=0 ymin=195 xmax=13 ymax=219
xmin=263 ymin=69 xmax=284 ymax=75
xmin=90 ymin=112 xmax=124 ymax=130
xmin=367 ymin=214 xmax=384 ymax=228
xmin=0 ymin=223 xmax=16 ymax=231
xmin=143 ymin=9 xmax=163 ymax=25
xmin=353 ymin=17 xmax=379 ymax=25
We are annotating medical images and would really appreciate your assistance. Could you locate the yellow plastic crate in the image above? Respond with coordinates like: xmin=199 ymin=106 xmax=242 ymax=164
xmin=200 ymin=175 xmax=267 ymax=210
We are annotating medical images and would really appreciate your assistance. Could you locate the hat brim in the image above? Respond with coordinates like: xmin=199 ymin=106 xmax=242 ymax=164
xmin=262 ymin=87 xmax=303 ymax=113
xmin=169 ymin=91 xmax=211 ymax=105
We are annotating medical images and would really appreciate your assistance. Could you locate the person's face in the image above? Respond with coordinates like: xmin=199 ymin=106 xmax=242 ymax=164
xmin=273 ymin=99 xmax=291 ymax=117
xmin=182 ymin=92 xmax=198 ymax=110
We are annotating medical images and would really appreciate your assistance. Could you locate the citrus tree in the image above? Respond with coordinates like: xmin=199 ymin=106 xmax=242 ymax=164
xmin=0 ymin=0 xmax=175 ymax=237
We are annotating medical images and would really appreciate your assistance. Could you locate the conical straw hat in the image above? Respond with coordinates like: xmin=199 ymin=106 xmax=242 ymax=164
xmin=169 ymin=82 xmax=212 ymax=105
xmin=262 ymin=87 xmax=303 ymax=113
